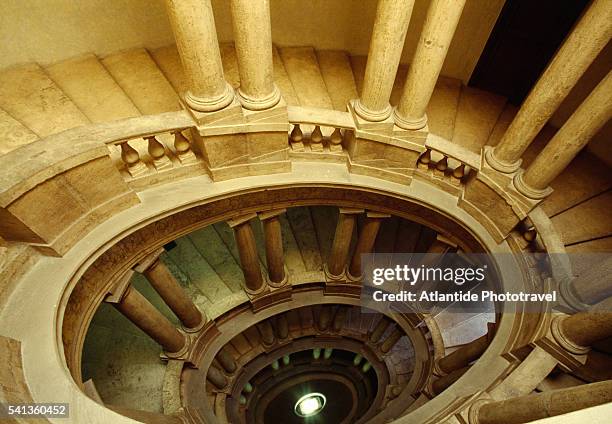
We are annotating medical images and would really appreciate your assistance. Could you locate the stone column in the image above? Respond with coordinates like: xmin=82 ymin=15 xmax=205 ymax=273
xmin=229 ymin=0 xmax=280 ymax=110
xmin=327 ymin=208 xmax=363 ymax=278
xmin=136 ymin=250 xmax=203 ymax=331
xmin=114 ymin=285 xmax=186 ymax=354
xmin=394 ymin=0 xmax=466 ymax=129
xmin=437 ymin=331 xmax=490 ymax=374
xmin=354 ymin=0 xmax=415 ymax=121
xmin=515 ymin=72 xmax=612 ymax=198
xmin=487 ymin=0 xmax=612 ymax=172
xmin=380 ymin=326 xmax=403 ymax=353
xmin=553 ymin=311 xmax=612 ymax=352
xmin=229 ymin=214 xmax=265 ymax=295
xmin=164 ymin=0 xmax=233 ymax=112
xmin=216 ymin=348 xmax=237 ymax=374
xmin=470 ymin=380 xmax=612 ymax=424
xmin=348 ymin=212 xmax=389 ymax=279
xmin=432 ymin=366 xmax=469 ymax=395
xmin=259 ymin=209 xmax=287 ymax=286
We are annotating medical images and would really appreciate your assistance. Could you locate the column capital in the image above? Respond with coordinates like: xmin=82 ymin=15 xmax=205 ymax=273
xmin=105 ymin=271 xmax=134 ymax=304
xmin=366 ymin=211 xmax=391 ymax=219
xmin=227 ymin=212 xmax=258 ymax=228
xmin=339 ymin=207 xmax=365 ymax=215
xmin=258 ymin=208 xmax=287 ymax=221
xmin=133 ymin=247 xmax=166 ymax=273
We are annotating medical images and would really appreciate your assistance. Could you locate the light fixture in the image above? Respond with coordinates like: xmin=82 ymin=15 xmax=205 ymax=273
xmin=294 ymin=392 xmax=326 ymax=417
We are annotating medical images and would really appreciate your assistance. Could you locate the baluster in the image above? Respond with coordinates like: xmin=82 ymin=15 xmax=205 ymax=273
xmin=418 ymin=149 xmax=431 ymax=170
xmin=310 ymin=125 xmax=323 ymax=152
xmin=146 ymin=136 xmax=172 ymax=171
xmin=329 ymin=127 xmax=343 ymax=152
xmin=434 ymin=155 xmax=448 ymax=177
xmin=173 ymin=130 xmax=197 ymax=164
xmin=120 ymin=141 xmax=148 ymax=177
xmin=289 ymin=124 xmax=304 ymax=151
xmin=451 ymin=164 xmax=466 ymax=185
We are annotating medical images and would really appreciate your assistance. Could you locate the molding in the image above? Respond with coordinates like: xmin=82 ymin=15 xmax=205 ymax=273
xmin=393 ymin=109 xmax=428 ymax=130
xmin=483 ymin=145 xmax=522 ymax=174
xmin=236 ymin=84 xmax=282 ymax=111
xmin=184 ymin=83 xmax=235 ymax=113
xmin=133 ymin=247 xmax=165 ymax=273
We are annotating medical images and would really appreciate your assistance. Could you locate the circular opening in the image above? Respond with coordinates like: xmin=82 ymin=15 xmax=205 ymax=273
xmin=294 ymin=392 xmax=326 ymax=417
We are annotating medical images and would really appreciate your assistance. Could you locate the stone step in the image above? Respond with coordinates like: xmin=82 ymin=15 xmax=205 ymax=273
xmin=317 ymin=50 xmax=358 ymax=111
xmin=0 ymin=108 xmax=39 ymax=155
xmin=543 ymin=151 xmax=612 ymax=217
xmin=272 ymin=45 xmax=300 ymax=106
xmin=279 ymin=46 xmax=333 ymax=109
xmin=426 ymin=77 xmax=462 ymax=141
xmin=551 ymin=190 xmax=612 ymax=246
xmin=46 ymin=54 xmax=140 ymax=123
xmin=0 ymin=63 xmax=89 ymax=137
xmin=164 ymin=237 xmax=233 ymax=304
xmin=486 ymin=103 xmax=518 ymax=147
xmin=219 ymin=43 xmax=241 ymax=89
xmin=349 ymin=55 xmax=367 ymax=96
xmin=451 ymin=86 xmax=506 ymax=154
xmin=286 ymin=206 xmax=324 ymax=272
xmin=101 ymin=48 xmax=180 ymax=115
xmin=310 ymin=205 xmax=338 ymax=263
xmin=279 ymin=214 xmax=307 ymax=274
xmin=440 ymin=311 xmax=494 ymax=349
xmin=150 ymin=45 xmax=188 ymax=94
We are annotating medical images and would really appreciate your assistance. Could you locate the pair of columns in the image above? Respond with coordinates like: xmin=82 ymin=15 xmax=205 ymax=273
xmin=328 ymin=209 xmax=390 ymax=280
xmin=110 ymin=249 xmax=205 ymax=355
xmin=484 ymin=0 xmax=611 ymax=193
xmin=354 ymin=0 xmax=467 ymax=128
xmin=164 ymin=0 xmax=280 ymax=112
xmin=229 ymin=210 xmax=287 ymax=295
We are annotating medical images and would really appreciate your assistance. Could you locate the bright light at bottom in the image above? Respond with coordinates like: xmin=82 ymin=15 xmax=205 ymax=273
xmin=294 ymin=392 xmax=326 ymax=417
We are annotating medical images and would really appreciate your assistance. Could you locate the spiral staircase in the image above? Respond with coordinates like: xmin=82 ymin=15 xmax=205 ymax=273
xmin=1 ymin=0 xmax=611 ymax=423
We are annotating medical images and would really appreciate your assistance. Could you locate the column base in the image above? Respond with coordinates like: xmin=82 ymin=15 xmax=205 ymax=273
xmin=393 ymin=109 xmax=428 ymax=130
xmin=267 ymin=265 xmax=289 ymax=288
xmin=513 ymin=170 xmax=553 ymax=200
xmin=182 ymin=315 xmax=208 ymax=334
xmin=551 ymin=315 xmax=591 ymax=355
xmin=467 ymin=398 xmax=493 ymax=424
xmin=354 ymin=98 xmax=393 ymax=122
xmin=484 ymin=146 xmax=522 ymax=174
xmin=184 ymin=82 xmax=235 ymax=113
xmin=237 ymin=84 xmax=282 ymax=111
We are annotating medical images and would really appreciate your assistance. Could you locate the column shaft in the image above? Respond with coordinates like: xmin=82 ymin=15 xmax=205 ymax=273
xmin=355 ymin=0 xmax=415 ymax=121
xmin=231 ymin=218 xmax=265 ymax=294
xmin=260 ymin=211 xmax=286 ymax=285
xmin=475 ymin=380 xmax=612 ymax=424
xmin=144 ymin=259 xmax=203 ymax=329
xmin=432 ymin=366 xmax=469 ymax=395
xmin=328 ymin=210 xmax=360 ymax=277
xmin=394 ymin=0 xmax=466 ymax=129
xmin=489 ymin=0 xmax=612 ymax=171
xmin=520 ymin=72 xmax=612 ymax=193
xmin=114 ymin=286 xmax=185 ymax=353
xmin=348 ymin=214 xmax=386 ymax=278
xmin=164 ymin=0 xmax=233 ymax=112
xmin=437 ymin=333 xmax=489 ymax=374
xmin=230 ymin=0 xmax=280 ymax=110
xmin=561 ymin=311 xmax=612 ymax=348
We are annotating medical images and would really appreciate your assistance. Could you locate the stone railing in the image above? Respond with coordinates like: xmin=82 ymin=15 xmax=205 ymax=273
xmin=0 ymin=107 xmax=576 ymax=424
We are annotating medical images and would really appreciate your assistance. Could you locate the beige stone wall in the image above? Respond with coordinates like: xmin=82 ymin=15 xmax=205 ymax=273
xmin=0 ymin=0 xmax=504 ymax=83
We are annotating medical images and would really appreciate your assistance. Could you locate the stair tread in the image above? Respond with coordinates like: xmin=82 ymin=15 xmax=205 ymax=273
xmin=564 ymin=236 xmax=612 ymax=253
xmin=272 ymin=45 xmax=300 ymax=106
xmin=349 ymin=55 xmax=367 ymax=96
xmin=310 ymin=206 xmax=338 ymax=263
xmin=0 ymin=63 xmax=89 ymax=137
xmin=187 ymin=227 xmax=244 ymax=293
xmin=46 ymin=54 xmax=140 ymax=123
xmin=279 ymin=47 xmax=333 ymax=109
xmin=487 ymin=103 xmax=518 ymax=147
xmin=286 ymin=207 xmax=324 ymax=271
xmin=441 ymin=311 xmax=494 ymax=348
xmin=165 ymin=237 xmax=233 ymax=303
xmin=0 ymin=108 xmax=39 ymax=155
xmin=543 ymin=151 xmax=612 ymax=216
xmin=316 ymin=50 xmax=358 ymax=111
xmin=551 ymin=191 xmax=612 ymax=246
xmin=101 ymin=48 xmax=180 ymax=115
xmin=451 ymin=86 xmax=506 ymax=154
xmin=426 ymin=77 xmax=462 ymax=141
xmin=219 ymin=43 xmax=241 ymax=89
xmin=150 ymin=45 xmax=188 ymax=94
xmin=279 ymin=214 xmax=307 ymax=274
